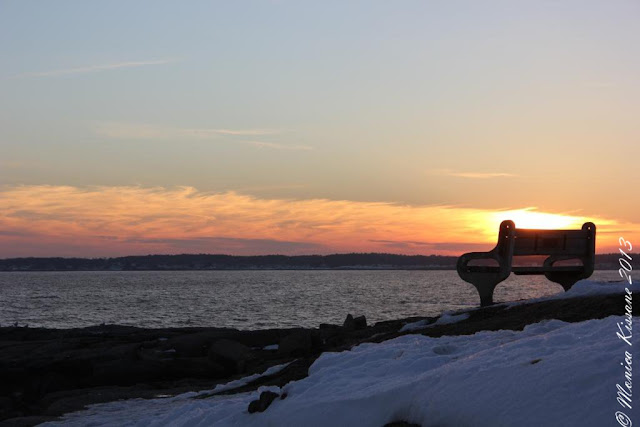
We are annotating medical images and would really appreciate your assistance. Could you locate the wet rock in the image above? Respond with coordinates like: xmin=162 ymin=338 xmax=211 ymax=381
xmin=208 ymin=339 xmax=251 ymax=374
xmin=384 ymin=422 xmax=421 ymax=427
xmin=318 ymin=323 xmax=340 ymax=330
xmin=353 ymin=315 xmax=367 ymax=329
xmin=165 ymin=332 xmax=218 ymax=357
xmin=343 ymin=314 xmax=367 ymax=330
xmin=247 ymin=391 xmax=279 ymax=413
xmin=384 ymin=421 xmax=421 ymax=427
xmin=278 ymin=330 xmax=313 ymax=357
xmin=169 ymin=357 xmax=227 ymax=378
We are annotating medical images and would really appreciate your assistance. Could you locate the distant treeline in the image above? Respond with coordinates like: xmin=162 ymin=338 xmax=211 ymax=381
xmin=0 ymin=253 xmax=635 ymax=271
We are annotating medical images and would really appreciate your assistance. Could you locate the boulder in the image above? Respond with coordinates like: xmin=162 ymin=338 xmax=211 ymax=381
xmin=208 ymin=339 xmax=252 ymax=374
xmin=343 ymin=314 xmax=367 ymax=330
xmin=318 ymin=323 xmax=340 ymax=330
xmin=169 ymin=357 xmax=227 ymax=378
xmin=353 ymin=315 xmax=367 ymax=330
xmin=384 ymin=422 xmax=421 ymax=427
xmin=278 ymin=331 xmax=313 ymax=357
xmin=343 ymin=314 xmax=354 ymax=328
xmin=247 ymin=391 xmax=279 ymax=413
xmin=165 ymin=332 xmax=218 ymax=357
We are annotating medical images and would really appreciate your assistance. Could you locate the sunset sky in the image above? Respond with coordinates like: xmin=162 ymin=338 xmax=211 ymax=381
xmin=1 ymin=1 xmax=639 ymax=257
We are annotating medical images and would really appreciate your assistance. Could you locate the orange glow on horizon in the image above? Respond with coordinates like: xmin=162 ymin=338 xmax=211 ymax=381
xmin=490 ymin=209 xmax=594 ymax=231
xmin=0 ymin=185 xmax=636 ymax=258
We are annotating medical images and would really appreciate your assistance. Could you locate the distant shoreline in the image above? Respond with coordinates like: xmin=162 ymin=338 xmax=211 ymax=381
xmin=0 ymin=252 xmax=634 ymax=271
xmin=0 ymin=267 xmax=628 ymax=272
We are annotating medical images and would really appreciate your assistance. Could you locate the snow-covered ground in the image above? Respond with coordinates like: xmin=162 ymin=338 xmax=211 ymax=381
xmin=502 ymin=278 xmax=636 ymax=307
xmin=399 ymin=311 xmax=470 ymax=332
xmin=397 ymin=279 xmax=636 ymax=333
xmin=44 ymin=316 xmax=638 ymax=425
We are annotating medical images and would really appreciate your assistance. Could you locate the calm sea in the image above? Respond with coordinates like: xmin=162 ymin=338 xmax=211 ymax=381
xmin=0 ymin=270 xmax=623 ymax=330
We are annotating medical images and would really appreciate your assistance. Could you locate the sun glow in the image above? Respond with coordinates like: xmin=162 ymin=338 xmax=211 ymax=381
xmin=490 ymin=209 xmax=586 ymax=230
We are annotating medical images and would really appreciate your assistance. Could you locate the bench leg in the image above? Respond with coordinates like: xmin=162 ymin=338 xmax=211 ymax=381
xmin=471 ymin=280 xmax=499 ymax=307
xmin=545 ymin=272 xmax=580 ymax=292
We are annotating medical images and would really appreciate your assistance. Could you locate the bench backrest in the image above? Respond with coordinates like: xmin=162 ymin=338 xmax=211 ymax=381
xmin=512 ymin=223 xmax=595 ymax=256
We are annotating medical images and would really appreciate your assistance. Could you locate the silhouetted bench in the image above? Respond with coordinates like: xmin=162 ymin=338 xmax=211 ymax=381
xmin=457 ymin=220 xmax=596 ymax=306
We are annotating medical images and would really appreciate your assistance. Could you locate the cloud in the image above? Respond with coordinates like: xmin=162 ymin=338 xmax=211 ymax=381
xmin=95 ymin=123 xmax=282 ymax=140
xmin=17 ymin=59 xmax=176 ymax=78
xmin=243 ymin=141 xmax=313 ymax=151
xmin=431 ymin=169 xmax=516 ymax=179
xmin=94 ymin=122 xmax=311 ymax=150
xmin=0 ymin=185 xmax=633 ymax=257
xmin=196 ymin=129 xmax=281 ymax=136
xmin=369 ymin=239 xmax=494 ymax=253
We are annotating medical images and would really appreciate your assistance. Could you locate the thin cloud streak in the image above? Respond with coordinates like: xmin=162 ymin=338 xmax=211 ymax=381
xmin=193 ymin=129 xmax=281 ymax=136
xmin=95 ymin=123 xmax=311 ymax=150
xmin=96 ymin=123 xmax=282 ymax=140
xmin=18 ymin=59 xmax=177 ymax=78
xmin=243 ymin=141 xmax=313 ymax=151
xmin=431 ymin=169 xmax=516 ymax=179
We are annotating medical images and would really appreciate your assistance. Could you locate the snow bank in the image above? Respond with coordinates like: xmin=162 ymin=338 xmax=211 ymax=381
xmin=503 ymin=278 xmax=639 ymax=309
xmin=401 ymin=279 xmax=637 ymax=333
xmin=398 ymin=319 xmax=430 ymax=332
xmin=433 ymin=311 xmax=470 ymax=325
xmin=46 ymin=313 xmax=637 ymax=426
xmin=399 ymin=311 xmax=469 ymax=332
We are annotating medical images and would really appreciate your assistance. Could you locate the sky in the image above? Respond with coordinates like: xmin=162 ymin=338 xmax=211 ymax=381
xmin=1 ymin=0 xmax=639 ymax=257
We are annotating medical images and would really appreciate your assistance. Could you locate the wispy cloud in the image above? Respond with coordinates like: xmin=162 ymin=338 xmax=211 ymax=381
xmin=94 ymin=122 xmax=311 ymax=150
xmin=194 ymin=129 xmax=281 ymax=136
xmin=95 ymin=122 xmax=280 ymax=139
xmin=431 ymin=169 xmax=516 ymax=179
xmin=17 ymin=59 xmax=176 ymax=78
xmin=243 ymin=141 xmax=313 ymax=151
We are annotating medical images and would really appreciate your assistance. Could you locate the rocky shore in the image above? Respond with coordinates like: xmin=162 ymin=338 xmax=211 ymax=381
xmin=1 ymin=292 xmax=636 ymax=426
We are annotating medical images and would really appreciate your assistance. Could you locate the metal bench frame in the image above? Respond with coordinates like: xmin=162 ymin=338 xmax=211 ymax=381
xmin=456 ymin=220 xmax=596 ymax=306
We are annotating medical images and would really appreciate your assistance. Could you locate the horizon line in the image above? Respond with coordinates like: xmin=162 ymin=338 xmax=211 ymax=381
xmin=0 ymin=251 xmax=633 ymax=261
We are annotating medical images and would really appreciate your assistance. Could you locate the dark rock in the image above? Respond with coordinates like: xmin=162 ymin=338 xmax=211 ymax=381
xmin=0 ymin=415 xmax=58 ymax=426
xmin=208 ymin=339 xmax=251 ymax=374
xmin=165 ymin=332 xmax=218 ymax=357
xmin=343 ymin=314 xmax=367 ymax=330
xmin=384 ymin=421 xmax=421 ymax=427
xmin=0 ymin=396 xmax=14 ymax=418
xmin=353 ymin=315 xmax=367 ymax=330
xmin=247 ymin=391 xmax=279 ymax=413
xmin=343 ymin=314 xmax=354 ymax=329
xmin=278 ymin=331 xmax=313 ymax=357
xmin=318 ymin=323 xmax=340 ymax=330
xmin=169 ymin=357 xmax=227 ymax=378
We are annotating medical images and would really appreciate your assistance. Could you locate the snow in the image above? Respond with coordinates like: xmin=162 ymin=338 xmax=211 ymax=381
xmin=41 ymin=362 xmax=291 ymax=427
xmin=398 ymin=319 xmax=430 ymax=332
xmin=263 ymin=344 xmax=279 ymax=351
xmin=433 ymin=311 xmax=470 ymax=325
xmin=399 ymin=279 xmax=636 ymax=333
xmin=192 ymin=362 xmax=291 ymax=397
xmin=45 ymin=312 xmax=638 ymax=426
xmin=502 ymin=278 xmax=639 ymax=308
xmin=399 ymin=312 xmax=470 ymax=332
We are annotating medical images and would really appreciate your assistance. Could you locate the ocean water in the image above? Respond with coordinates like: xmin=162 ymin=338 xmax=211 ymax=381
xmin=0 ymin=270 xmax=624 ymax=330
